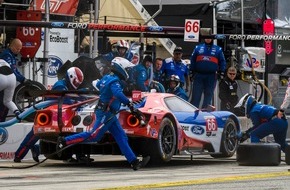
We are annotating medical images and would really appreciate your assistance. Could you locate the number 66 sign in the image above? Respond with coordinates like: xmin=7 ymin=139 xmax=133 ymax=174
xmin=184 ymin=19 xmax=200 ymax=42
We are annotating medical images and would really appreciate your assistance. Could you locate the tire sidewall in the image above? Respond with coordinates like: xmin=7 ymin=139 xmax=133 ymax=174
xmin=157 ymin=117 xmax=176 ymax=162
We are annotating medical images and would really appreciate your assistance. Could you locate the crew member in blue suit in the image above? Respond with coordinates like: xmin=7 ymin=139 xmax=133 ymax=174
xmin=167 ymin=75 xmax=188 ymax=101
xmin=14 ymin=67 xmax=84 ymax=163
xmin=130 ymin=55 xmax=153 ymax=92
xmin=161 ymin=47 xmax=189 ymax=91
xmin=57 ymin=59 xmax=150 ymax=170
xmin=190 ymin=38 xmax=226 ymax=109
xmin=102 ymin=40 xmax=133 ymax=63
xmin=235 ymin=93 xmax=288 ymax=152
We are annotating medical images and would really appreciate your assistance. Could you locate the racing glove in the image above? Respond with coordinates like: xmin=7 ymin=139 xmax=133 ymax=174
xmin=238 ymin=131 xmax=250 ymax=143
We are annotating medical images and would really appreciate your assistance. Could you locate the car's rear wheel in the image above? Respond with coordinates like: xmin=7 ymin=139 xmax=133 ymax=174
xmin=147 ymin=117 xmax=176 ymax=164
xmin=211 ymin=118 xmax=238 ymax=158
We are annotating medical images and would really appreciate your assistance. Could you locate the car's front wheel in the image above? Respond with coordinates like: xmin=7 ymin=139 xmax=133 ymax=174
xmin=211 ymin=118 xmax=238 ymax=158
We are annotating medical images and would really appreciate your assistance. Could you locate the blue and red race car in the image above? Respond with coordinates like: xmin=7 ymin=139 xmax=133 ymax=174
xmin=33 ymin=91 xmax=241 ymax=164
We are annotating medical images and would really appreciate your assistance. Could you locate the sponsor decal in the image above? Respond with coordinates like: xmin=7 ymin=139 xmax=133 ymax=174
xmin=150 ymin=128 xmax=158 ymax=138
xmin=51 ymin=22 xmax=64 ymax=27
xmin=67 ymin=23 xmax=88 ymax=29
xmin=229 ymin=34 xmax=290 ymax=41
xmin=148 ymin=26 xmax=163 ymax=32
xmin=50 ymin=31 xmax=68 ymax=43
xmin=47 ymin=55 xmax=63 ymax=78
xmin=188 ymin=35 xmax=196 ymax=39
xmin=181 ymin=125 xmax=189 ymax=131
xmin=191 ymin=125 xmax=205 ymax=135
xmin=0 ymin=127 xmax=8 ymax=145
xmin=87 ymin=24 xmax=146 ymax=32
xmin=0 ymin=152 xmax=14 ymax=159
xmin=245 ymin=57 xmax=260 ymax=68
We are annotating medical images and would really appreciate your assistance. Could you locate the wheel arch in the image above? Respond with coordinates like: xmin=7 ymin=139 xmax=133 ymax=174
xmin=163 ymin=113 xmax=179 ymax=155
xmin=228 ymin=115 xmax=241 ymax=133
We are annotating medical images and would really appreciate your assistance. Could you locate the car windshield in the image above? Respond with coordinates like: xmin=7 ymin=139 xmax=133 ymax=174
xmin=164 ymin=96 xmax=198 ymax=112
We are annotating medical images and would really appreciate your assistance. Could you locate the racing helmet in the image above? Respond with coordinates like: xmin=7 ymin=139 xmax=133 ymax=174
xmin=116 ymin=40 xmax=130 ymax=50
xmin=234 ymin=93 xmax=257 ymax=117
xmin=169 ymin=75 xmax=180 ymax=91
xmin=111 ymin=57 xmax=134 ymax=81
xmin=66 ymin=67 xmax=84 ymax=89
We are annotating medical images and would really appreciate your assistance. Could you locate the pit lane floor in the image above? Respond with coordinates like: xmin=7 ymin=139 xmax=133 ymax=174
xmin=0 ymin=154 xmax=290 ymax=190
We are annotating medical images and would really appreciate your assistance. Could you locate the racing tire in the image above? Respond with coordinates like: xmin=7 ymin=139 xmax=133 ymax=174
xmin=13 ymin=81 xmax=46 ymax=122
xmin=147 ymin=117 xmax=177 ymax=164
xmin=236 ymin=143 xmax=281 ymax=166
xmin=211 ymin=118 xmax=238 ymax=158
xmin=285 ymin=144 xmax=290 ymax=165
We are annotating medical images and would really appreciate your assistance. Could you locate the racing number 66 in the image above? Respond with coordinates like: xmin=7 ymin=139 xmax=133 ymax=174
xmin=22 ymin=27 xmax=36 ymax=36
xmin=206 ymin=117 xmax=217 ymax=132
xmin=185 ymin=20 xmax=199 ymax=33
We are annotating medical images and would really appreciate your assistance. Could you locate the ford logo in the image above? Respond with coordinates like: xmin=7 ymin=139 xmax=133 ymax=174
xmin=0 ymin=127 xmax=8 ymax=145
xmin=148 ymin=26 xmax=163 ymax=32
xmin=191 ymin=125 xmax=205 ymax=135
xmin=188 ymin=35 xmax=195 ymax=39
xmin=47 ymin=55 xmax=63 ymax=78
xmin=51 ymin=22 xmax=64 ymax=27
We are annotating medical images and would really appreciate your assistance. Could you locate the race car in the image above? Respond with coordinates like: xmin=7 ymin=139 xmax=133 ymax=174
xmin=33 ymin=92 xmax=241 ymax=164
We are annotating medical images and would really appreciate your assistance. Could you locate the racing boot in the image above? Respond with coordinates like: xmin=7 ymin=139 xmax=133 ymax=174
xmin=131 ymin=156 xmax=150 ymax=171
xmin=31 ymin=145 xmax=40 ymax=163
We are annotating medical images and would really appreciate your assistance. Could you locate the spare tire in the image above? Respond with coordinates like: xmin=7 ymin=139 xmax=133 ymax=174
xmin=237 ymin=143 xmax=281 ymax=166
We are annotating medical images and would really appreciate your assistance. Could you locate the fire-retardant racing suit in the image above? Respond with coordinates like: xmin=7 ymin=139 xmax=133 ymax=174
xmin=14 ymin=67 xmax=84 ymax=162
xmin=14 ymin=80 xmax=74 ymax=162
xmin=190 ymin=41 xmax=226 ymax=109
xmin=61 ymin=73 xmax=150 ymax=170
xmin=127 ymin=55 xmax=153 ymax=92
xmin=236 ymin=94 xmax=288 ymax=152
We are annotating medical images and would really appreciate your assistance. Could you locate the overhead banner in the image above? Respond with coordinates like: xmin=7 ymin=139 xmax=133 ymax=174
xmin=31 ymin=0 xmax=80 ymax=16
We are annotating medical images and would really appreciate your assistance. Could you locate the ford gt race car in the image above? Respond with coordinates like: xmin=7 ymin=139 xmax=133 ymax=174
xmin=33 ymin=92 xmax=241 ymax=164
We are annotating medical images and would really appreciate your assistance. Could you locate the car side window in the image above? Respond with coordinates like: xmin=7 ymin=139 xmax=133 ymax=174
xmin=164 ymin=96 xmax=197 ymax=112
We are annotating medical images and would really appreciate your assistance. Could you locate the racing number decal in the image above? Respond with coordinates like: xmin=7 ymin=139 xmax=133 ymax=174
xmin=205 ymin=117 xmax=217 ymax=132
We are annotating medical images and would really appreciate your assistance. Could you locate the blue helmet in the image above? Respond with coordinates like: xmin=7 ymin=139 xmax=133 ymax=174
xmin=234 ymin=93 xmax=257 ymax=117
xmin=111 ymin=57 xmax=134 ymax=81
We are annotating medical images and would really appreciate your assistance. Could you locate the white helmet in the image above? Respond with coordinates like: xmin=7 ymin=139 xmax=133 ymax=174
xmin=111 ymin=57 xmax=134 ymax=81
xmin=116 ymin=40 xmax=130 ymax=50
xmin=234 ymin=93 xmax=256 ymax=117
xmin=66 ymin=67 xmax=84 ymax=89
